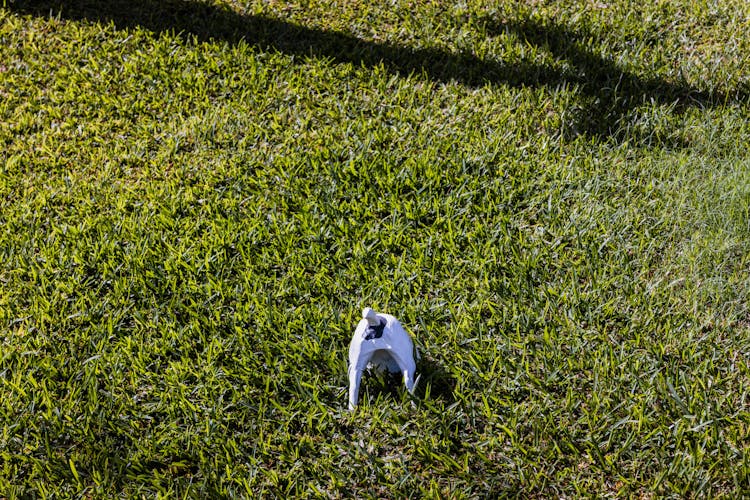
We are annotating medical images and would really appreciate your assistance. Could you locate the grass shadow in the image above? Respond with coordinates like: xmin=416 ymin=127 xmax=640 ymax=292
xmin=483 ymin=17 xmax=747 ymax=143
xmin=358 ymin=369 xmax=406 ymax=407
xmin=415 ymin=355 xmax=457 ymax=403
xmin=7 ymin=0 xmax=748 ymax=144
xmin=356 ymin=355 xmax=456 ymax=407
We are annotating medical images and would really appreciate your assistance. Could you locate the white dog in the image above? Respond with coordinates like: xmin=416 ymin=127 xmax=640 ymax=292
xmin=348 ymin=307 xmax=418 ymax=410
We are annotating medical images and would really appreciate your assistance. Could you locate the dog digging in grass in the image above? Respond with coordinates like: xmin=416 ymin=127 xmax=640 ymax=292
xmin=348 ymin=307 xmax=419 ymax=410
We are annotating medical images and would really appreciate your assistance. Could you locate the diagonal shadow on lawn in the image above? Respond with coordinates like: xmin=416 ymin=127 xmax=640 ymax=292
xmin=7 ymin=0 xmax=748 ymax=143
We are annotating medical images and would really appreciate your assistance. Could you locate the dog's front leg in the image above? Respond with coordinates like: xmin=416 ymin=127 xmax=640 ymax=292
xmin=348 ymin=364 xmax=363 ymax=410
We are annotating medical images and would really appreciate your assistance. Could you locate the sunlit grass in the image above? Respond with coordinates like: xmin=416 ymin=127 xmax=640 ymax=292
xmin=1 ymin=0 xmax=749 ymax=497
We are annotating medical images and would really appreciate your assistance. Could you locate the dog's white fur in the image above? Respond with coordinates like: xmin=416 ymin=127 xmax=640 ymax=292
xmin=348 ymin=307 xmax=418 ymax=410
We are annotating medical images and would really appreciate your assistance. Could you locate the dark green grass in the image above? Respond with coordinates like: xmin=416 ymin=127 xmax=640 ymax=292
xmin=1 ymin=0 xmax=749 ymax=497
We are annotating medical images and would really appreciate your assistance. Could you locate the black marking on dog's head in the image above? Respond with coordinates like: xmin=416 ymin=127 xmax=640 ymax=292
xmin=364 ymin=319 xmax=386 ymax=340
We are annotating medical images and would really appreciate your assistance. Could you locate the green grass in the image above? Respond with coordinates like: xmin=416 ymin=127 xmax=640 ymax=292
xmin=1 ymin=0 xmax=749 ymax=497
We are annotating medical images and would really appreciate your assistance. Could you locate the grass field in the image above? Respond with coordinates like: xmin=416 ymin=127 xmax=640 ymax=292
xmin=1 ymin=0 xmax=749 ymax=497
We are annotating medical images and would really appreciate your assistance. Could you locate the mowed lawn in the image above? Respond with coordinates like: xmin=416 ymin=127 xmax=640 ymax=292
xmin=1 ymin=0 xmax=749 ymax=497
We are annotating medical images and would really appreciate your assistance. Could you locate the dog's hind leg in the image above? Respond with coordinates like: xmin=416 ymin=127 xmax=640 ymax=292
xmin=391 ymin=353 xmax=417 ymax=395
xmin=402 ymin=364 xmax=419 ymax=409
xmin=403 ymin=367 xmax=416 ymax=394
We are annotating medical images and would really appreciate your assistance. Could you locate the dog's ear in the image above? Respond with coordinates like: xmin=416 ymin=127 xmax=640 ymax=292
xmin=362 ymin=307 xmax=380 ymax=326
